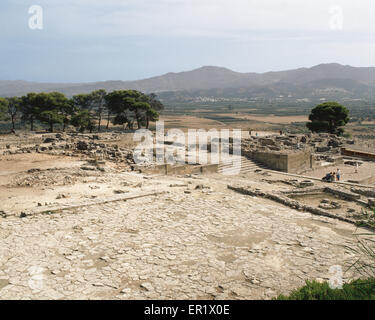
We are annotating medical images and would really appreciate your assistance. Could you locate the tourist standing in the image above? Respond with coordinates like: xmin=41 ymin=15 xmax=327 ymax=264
xmin=336 ymin=169 xmax=341 ymax=181
xmin=333 ymin=172 xmax=337 ymax=182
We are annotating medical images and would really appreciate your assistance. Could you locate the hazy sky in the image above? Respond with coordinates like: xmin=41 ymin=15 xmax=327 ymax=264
xmin=1 ymin=0 xmax=375 ymax=82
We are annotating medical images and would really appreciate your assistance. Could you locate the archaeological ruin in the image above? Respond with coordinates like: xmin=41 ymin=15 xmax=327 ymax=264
xmin=0 ymin=129 xmax=374 ymax=300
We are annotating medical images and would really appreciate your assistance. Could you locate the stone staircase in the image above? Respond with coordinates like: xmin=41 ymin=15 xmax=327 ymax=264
xmin=218 ymin=156 xmax=269 ymax=175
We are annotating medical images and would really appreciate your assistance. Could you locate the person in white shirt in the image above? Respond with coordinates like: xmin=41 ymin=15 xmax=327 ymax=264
xmin=336 ymin=169 xmax=341 ymax=181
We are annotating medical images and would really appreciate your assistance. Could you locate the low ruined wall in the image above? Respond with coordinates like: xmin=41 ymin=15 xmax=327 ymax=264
xmin=341 ymin=148 xmax=375 ymax=161
xmin=324 ymin=187 xmax=361 ymax=201
xmin=351 ymin=187 xmax=375 ymax=198
xmin=200 ymin=164 xmax=219 ymax=174
xmin=167 ymin=164 xmax=197 ymax=175
xmin=228 ymin=185 xmax=355 ymax=224
xmin=136 ymin=163 xmax=218 ymax=176
xmin=135 ymin=164 xmax=168 ymax=175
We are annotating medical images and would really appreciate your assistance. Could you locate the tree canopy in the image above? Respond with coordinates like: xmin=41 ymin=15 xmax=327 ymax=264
xmin=20 ymin=93 xmax=39 ymax=131
xmin=0 ymin=98 xmax=9 ymax=121
xmin=0 ymin=89 xmax=163 ymax=133
xmin=105 ymin=90 xmax=161 ymax=130
xmin=306 ymin=102 xmax=349 ymax=136
xmin=32 ymin=92 xmax=71 ymax=132
xmin=5 ymin=97 xmax=22 ymax=130
xmin=71 ymin=109 xmax=94 ymax=133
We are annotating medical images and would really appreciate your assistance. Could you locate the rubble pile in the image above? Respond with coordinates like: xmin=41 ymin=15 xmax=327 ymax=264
xmin=242 ymin=133 xmax=355 ymax=155
xmin=0 ymin=133 xmax=135 ymax=165
xmin=9 ymin=166 xmax=107 ymax=187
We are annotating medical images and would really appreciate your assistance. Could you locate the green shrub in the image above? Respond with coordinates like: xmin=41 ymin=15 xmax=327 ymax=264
xmin=275 ymin=279 xmax=375 ymax=300
xmin=346 ymin=231 xmax=375 ymax=278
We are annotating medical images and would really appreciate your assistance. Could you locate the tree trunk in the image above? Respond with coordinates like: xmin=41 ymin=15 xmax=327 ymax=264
xmin=135 ymin=111 xmax=141 ymax=129
xmin=106 ymin=112 xmax=110 ymax=129
xmin=11 ymin=115 xmax=15 ymax=130
xmin=146 ymin=115 xmax=150 ymax=129
xmin=30 ymin=117 xmax=34 ymax=131
xmin=329 ymin=120 xmax=334 ymax=134
xmin=50 ymin=122 xmax=54 ymax=133
xmin=129 ymin=120 xmax=134 ymax=131
xmin=98 ymin=113 xmax=102 ymax=132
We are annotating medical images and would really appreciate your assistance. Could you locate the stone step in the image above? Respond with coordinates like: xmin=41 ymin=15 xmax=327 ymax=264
xmin=218 ymin=164 xmax=259 ymax=170
xmin=219 ymin=166 xmax=261 ymax=171
xmin=218 ymin=160 xmax=259 ymax=167
xmin=217 ymin=156 xmax=269 ymax=174
xmin=218 ymin=168 xmax=258 ymax=173
xmin=218 ymin=161 xmax=265 ymax=168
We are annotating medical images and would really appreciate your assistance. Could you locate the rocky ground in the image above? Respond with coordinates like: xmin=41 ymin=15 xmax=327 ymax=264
xmin=0 ymin=170 xmax=372 ymax=299
xmin=0 ymin=132 xmax=374 ymax=300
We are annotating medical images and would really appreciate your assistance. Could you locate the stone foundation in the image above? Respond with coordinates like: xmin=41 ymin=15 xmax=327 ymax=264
xmin=135 ymin=163 xmax=219 ymax=176
xmin=243 ymin=150 xmax=315 ymax=174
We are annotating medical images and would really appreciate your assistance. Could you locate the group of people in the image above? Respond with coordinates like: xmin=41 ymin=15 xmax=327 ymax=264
xmin=323 ymin=169 xmax=341 ymax=182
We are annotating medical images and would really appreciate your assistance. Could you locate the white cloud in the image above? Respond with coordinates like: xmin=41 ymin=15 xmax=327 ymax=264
xmin=1 ymin=0 xmax=375 ymax=81
xmin=43 ymin=0 xmax=375 ymax=37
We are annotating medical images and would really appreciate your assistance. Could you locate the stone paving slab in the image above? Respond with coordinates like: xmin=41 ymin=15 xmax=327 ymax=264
xmin=0 ymin=186 xmax=365 ymax=300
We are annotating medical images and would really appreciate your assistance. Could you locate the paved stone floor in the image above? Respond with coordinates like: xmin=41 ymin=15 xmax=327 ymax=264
xmin=0 ymin=180 xmax=364 ymax=300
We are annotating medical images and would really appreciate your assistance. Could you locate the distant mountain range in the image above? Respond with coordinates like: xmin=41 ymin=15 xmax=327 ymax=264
xmin=1 ymin=63 xmax=375 ymax=100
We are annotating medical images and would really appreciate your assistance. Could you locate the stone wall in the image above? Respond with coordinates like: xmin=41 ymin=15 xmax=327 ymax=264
xmin=249 ymin=151 xmax=289 ymax=172
xmin=136 ymin=163 xmax=219 ymax=176
xmin=244 ymin=150 xmax=314 ymax=174
xmin=286 ymin=151 xmax=315 ymax=174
